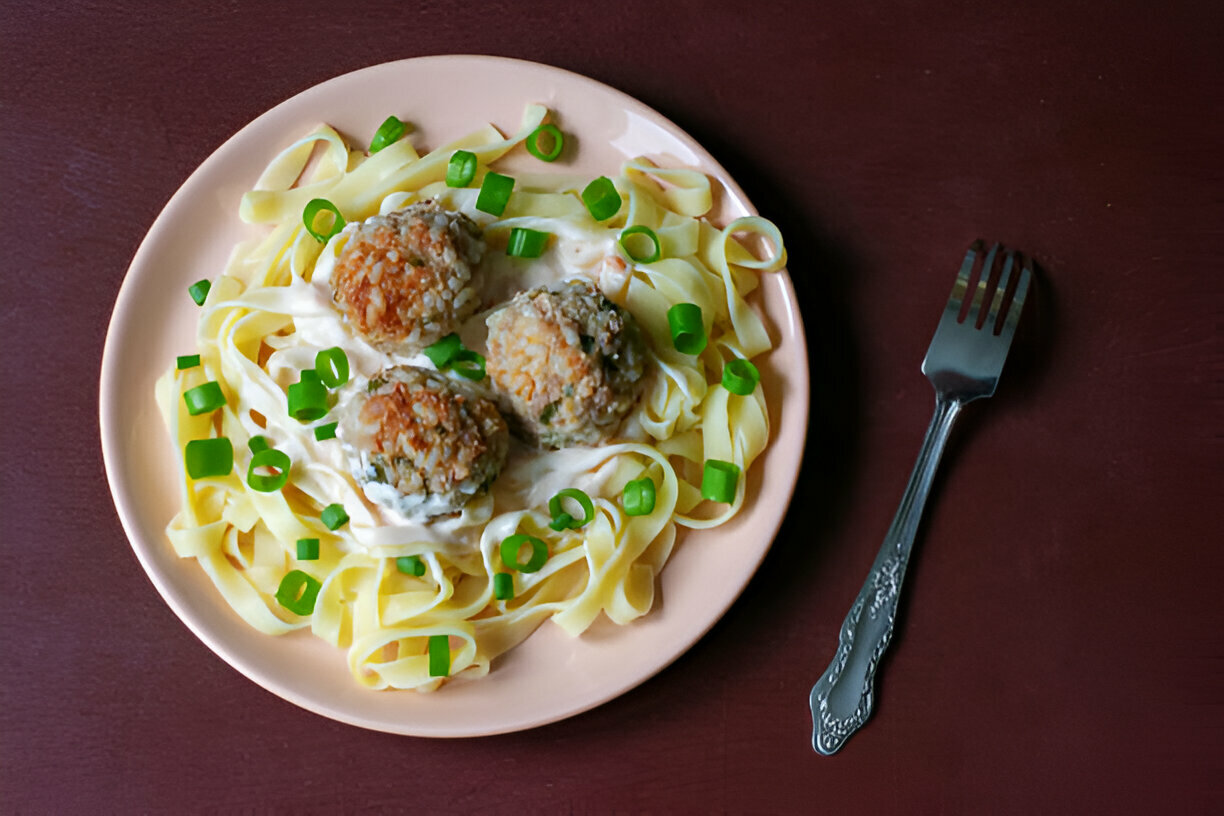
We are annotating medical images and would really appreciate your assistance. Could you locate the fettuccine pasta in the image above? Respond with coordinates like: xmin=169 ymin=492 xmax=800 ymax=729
xmin=158 ymin=105 xmax=787 ymax=691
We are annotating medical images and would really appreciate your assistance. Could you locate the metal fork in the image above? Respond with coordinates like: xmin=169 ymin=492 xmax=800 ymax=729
xmin=809 ymin=241 xmax=1033 ymax=755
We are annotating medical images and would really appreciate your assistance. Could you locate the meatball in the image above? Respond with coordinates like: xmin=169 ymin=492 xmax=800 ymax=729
xmin=339 ymin=366 xmax=509 ymax=519
xmin=329 ymin=201 xmax=484 ymax=353
xmin=485 ymin=279 xmax=648 ymax=448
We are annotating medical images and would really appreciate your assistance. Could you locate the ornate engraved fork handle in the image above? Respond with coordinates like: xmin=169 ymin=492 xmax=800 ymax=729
xmin=810 ymin=395 xmax=963 ymax=755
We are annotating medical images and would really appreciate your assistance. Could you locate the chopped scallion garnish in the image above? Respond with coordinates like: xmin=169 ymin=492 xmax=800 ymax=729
xmin=446 ymin=150 xmax=478 ymax=187
xmin=449 ymin=349 xmax=486 ymax=381
xmin=506 ymin=227 xmax=550 ymax=258
xmin=287 ymin=370 xmax=328 ymax=421
xmin=184 ymin=437 xmax=233 ymax=479
xmin=423 ymin=333 xmax=463 ymax=368
xmin=369 ymin=115 xmax=406 ymax=154
xmin=183 ymin=381 xmax=226 ymax=416
xmin=302 ymin=198 xmax=345 ymax=243
xmin=176 ymin=354 xmax=200 ymax=370
xmin=623 ymin=477 xmax=657 ymax=516
xmin=619 ymin=225 xmax=662 ymax=264
xmin=275 ymin=569 xmax=321 ymax=615
xmin=667 ymin=303 xmax=707 ymax=355
xmin=701 ymin=459 xmax=740 ymax=504
xmin=475 ymin=171 xmax=514 ymax=216
xmin=296 ymin=538 xmax=320 ymax=561
xmin=314 ymin=422 xmax=338 ymax=441
xmin=428 ymin=634 xmax=450 ymax=677
xmin=721 ymin=358 xmax=760 ymax=395
xmin=320 ymin=503 xmax=349 ymax=531
xmin=548 ymin=488 xmax=595 ymax=531
xmin=500 ymin=534 xmax=548 ymax=573
xmin=493 ymin=572 xmax=514 ymax=600
xmin=525 ymin=123 xmax=564 ymax=162
xmin=396 ymin=555 xmax=426 ymax=577
xmin=188 ymin=279 xmax=211 ymax=306
xmin=581 ymin=176 xmax=621 ymax=221
xmin=247 ymin=448 xmax=291 ymax=492
xmin=315 ymin=347 xmax=350 ymax=388
xmin=247 ymin=435 xmax=269 ymax=453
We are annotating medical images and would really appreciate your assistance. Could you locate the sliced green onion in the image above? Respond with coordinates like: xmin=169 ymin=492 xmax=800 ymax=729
xmin=493 ymin=572 xmax=514 ymax=601
xmin=581 ymin=176 xmax=621 ymax=221
xmin=183 ymin=381 xmax=225 ymax=416
xmin=396 ymin=555 xmax=426 ymax=577
xmin=275 ymin=569 xmax=321 ymax=615
xmin=321 ymin=503 xmax=349 ymax=531
xmin=449 ymin=349 xmax=486 ymax=381
xmin=500 ymin=534 xmax=548 ymax=573
xmin=701 ymin=459 xmax=740 ymax=504
xmin=314 ymin=422 xmax=338 ymax=441
xmin=247 ymin=448 xmax=291 ymax=492
xmin=475 ymin=171 xmax=514 ymax=216
xmin=506 ymin=227 xmax=550 ymax=258
xmin=176 ymin=354 xmax=200 ymax=370
xmin=548 ymin=488 xmax=594 ymax=531
xmin=423 ymin=333 xmax=463 ymax=369
xmin=428 ymin=634 xmax=450 ymax=677
xmin=667 ymin=303 xmax=707 ymax=355
xmin=619 ymin=225 xmax=662 ymax=264
xmin=722 ymin=358 xmax=760 ymax=395
xmin=623 ymin=477 xmax=657 ymax=516
xmin=188 ymin=279 xmax=211 ymax=306
xmin=247 ymin=435 xmax=269 ymax=453
xmin=315 ymin=347 xmax=350 ymax=388
xmin=369 ymin=115 xmax=405 ymax=154
xmin=446 ymin=150 xmax=478 ymax=187
xmin=296 ymin=538 xmax=319 ymax=561
xmin=184 ymin=437 xmax=233 ymax=479
xmin=525 ymin=123 xmax=564 ymax=162
xmin=303 ymin=198 xmax=345 ymax=243
xmin=287 ymin=370 xmax=328 ymax=421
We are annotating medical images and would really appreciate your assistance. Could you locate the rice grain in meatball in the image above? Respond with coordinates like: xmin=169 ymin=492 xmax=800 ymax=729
xmin=330 ymin=201 xmax=484 ymax=353
xmin=339 ymin=366 xmax=508 ymax=519
xmin=485 ymin=279 xmax=648 ymax=448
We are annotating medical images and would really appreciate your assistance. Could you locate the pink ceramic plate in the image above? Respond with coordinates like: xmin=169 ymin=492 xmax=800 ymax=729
xmin=100 ymin=55 xmax=809 ymax=736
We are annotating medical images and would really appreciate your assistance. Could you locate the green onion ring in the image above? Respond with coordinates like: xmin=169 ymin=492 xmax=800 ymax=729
xmin=320 ymin=503 xmax=349 ymax=531
xmin=176 ymin=354 xmax=200 ymax=370
xmin=581 ymin=176 xmax=622 ymax=221
xmin=188 ymin=279 xmax=211 ymax=306
xmin=313 ymin=422 xmax=338 ymax=441
xmin=475 ymin=171 xmax=514 ymax=216
xmin=506 ymin=227 xmax=551 ymax=258
xmin=619 ymin=225 xmax=662 ymax=264
xmin=667 ymin=303 xmax=707 ymax=355
xmin=500 ymin=534 xmax=549 ymax=573
xmin=525 ymin=123 xmax=564 ymax=162
xmin=623 ymin=477 xmax=657 ymax=516
xmin=700 ymin=459 xmax=740 ymax=504
xmin=396 ymin=555 xmax=426 ymax=577
xmin=247 ymin=435 xmax=270 ymax=453
xmin=721 ymin=358 xmax=761 ymax=395
xmin=448 ymin=349 xmax=486 ymax=381
xmin=369 ymin=115 xmax=406 ymax=154
xmin=247 ymin=448 xmax=291 ymax=492
xmin=493 ymin=572 xmax=514 ymax=601
xmin=183 ymin=381 xmax=226 ymax=416
xmin=275 ymin=570 xmax=321 ymax=616
xmin=548 ymin=488 xmax=595 ymax=531
xmin=423 ymin=333 xmax=463 ymax=369
xmin=302 ymin=198 xmax=345 ymax=243
xmin=296 ymin=538 xmax=320 ymax=561
xmin=287 ymin=371 xmax=328 ymax=421
xmin=315 ymin=347 xmax=350 ymax=388
xmin=184 ymin=437 xmax=233 ymax=479
xmin=428 ymin=634 xmax=450 ymax=677
xmin=446 ymin=150 xmax=478 ymax=187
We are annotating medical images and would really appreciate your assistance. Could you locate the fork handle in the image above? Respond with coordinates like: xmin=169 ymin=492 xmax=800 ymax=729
xmin=810 ymin=394 xmax=963 ymax=755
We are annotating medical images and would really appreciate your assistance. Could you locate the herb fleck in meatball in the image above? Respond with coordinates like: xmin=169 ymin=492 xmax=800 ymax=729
xmin=485 ymin=279 xmax=648 ymax=448
xmin=339 ymin=366 xmax=508 ymax=519
xmin=330 ymin=201 xmax=484 ymax=353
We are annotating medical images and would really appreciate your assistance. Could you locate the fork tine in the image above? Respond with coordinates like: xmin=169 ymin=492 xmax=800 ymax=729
xmin=995 ymin=256 xmax=1033 ymax=344
xmin=949 ymin=239 xmax=984 ymax=315
xmin=985 ymin=250 xmax=1016 ymax=331
xmin=966 ymin=242 xmax=999 ymax=324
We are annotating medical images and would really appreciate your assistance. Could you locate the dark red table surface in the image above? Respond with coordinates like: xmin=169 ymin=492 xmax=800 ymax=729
xmin=3 ymin=1 xmax=1220 ymax=812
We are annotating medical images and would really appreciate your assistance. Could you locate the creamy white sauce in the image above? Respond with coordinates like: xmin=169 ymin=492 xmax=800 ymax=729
xmin=275 ymin=200 xmax=632 ymax=554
